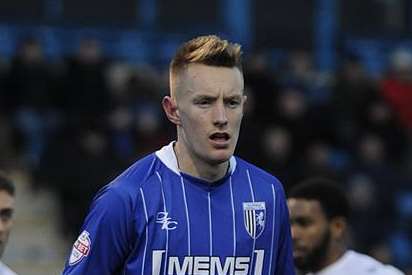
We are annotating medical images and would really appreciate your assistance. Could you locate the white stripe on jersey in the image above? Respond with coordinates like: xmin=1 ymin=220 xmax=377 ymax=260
xmin=246 ymin=169 xmax=256 ymax=275
xmin=268 ymin=184 xmax=276 ymax=275
xmin=139 ymin=188 xmax=149 ymax=275
xmin=147 ymin=156 xmax=157 ymax=176
xmin=156 ymin=171 xmax=168 ymax=275
xmin=246 ymin=169 xmax=255 ymax=202
xmin=229 ymin=176 xmax=236 ymax=256
xmin=180 ymin=177 xmax=191 ymax=256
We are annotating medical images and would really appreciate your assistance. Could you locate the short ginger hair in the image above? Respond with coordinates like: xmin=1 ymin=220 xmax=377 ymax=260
xmin=169 ymin=35 xmax=242 ymax=98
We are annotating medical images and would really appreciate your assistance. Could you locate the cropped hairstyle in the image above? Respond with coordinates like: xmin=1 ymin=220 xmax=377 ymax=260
xmin=288 ymin=178 xmax=350 ymax=220
xmin=0 ymin=172 xmax=15 ymax=197
xmin=170 ymin=35 xmax=242 ymax=77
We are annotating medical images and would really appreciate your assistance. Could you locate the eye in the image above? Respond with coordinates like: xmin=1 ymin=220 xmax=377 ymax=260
xmin=194 ymin=98 xmax=212 ymax=108
xmin=227 ymin=99 xmax=241 ymax=108
xmin=299 ymin=220 xmax=311 ymax=227
xmin=292 ymin=217 xmax=312 ymax=228
xmin=0 ymin=209 xmax=13 ymax=222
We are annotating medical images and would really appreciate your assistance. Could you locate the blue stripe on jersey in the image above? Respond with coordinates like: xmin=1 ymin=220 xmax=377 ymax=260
xmin=155 ymin=171 xmax=169 ymax=275
xmin=268 ymin=184 xmax=277 ymax=275
xmin=229 ymin=177 xmax=236 ymax=256
xmin=179 ymin=177 xmax=191 ymax=256
xmin=246 ymin=169 xmax=256 ymax=275
xmin=139 ymin=188 xmax=149 ymax=275
xmin=208 ymin=192 xmax=213 ymax=256
xmin=62 ymin=142 xmax=295 ymax=275
xmin=246 ymin=169 xmax=256 ymax=201
xmin=181 ymin=174 xmax=211 ymax=256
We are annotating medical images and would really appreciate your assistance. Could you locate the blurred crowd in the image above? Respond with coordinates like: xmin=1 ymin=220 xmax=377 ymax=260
xmin=0 ymin=37 xmax=411 ymax=271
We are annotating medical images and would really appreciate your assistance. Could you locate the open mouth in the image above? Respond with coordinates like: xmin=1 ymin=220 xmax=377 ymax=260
xmin=209 ymin=132 xmax=230 ymax=144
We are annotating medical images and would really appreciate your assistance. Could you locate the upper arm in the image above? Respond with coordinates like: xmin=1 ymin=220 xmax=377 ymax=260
xmin=62 ymin=186 xmax=136 ymax=274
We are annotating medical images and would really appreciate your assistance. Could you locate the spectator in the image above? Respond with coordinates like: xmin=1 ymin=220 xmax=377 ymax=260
xmin=0 ymin=172 xmax=17 ymax=275
xmin=381 ymin=48 xmax=412 ymax=131
xmin=288 ymin=177 xmax=404 ymax=275
xmin=5 ymin=37 xmax=59 ymax=169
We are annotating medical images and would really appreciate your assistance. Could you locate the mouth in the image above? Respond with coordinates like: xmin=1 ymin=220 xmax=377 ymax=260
xmin=209 ymin=132 xmax=231 ymax=147
xmin=293 ymin=246 xmax=307 ymax=258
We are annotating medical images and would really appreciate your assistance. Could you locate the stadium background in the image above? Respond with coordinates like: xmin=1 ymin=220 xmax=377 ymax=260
xmin=0 ymin=0 xmax=411 ymax=274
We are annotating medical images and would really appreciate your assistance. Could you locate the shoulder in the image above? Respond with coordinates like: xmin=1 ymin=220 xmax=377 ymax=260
xmin=234 ymin=157 xmax=285 ymax=191
xmin=343 ymin=250 xmax=404 ymax=275
xmin=105 ymin=153 xmax=160 ymax=194
xmin=0 ymin=262 xmax=18 ymax=275
xmin=90 ymin=153 xmax=163 ymax=210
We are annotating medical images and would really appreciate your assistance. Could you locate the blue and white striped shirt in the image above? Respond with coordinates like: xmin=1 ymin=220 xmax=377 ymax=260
xmin=62 ymin=142 xmax=295 ymax=275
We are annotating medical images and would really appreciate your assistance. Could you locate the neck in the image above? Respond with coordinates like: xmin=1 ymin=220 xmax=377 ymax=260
xmin=319 ymin=244 xmax=347 ymax=271
xmin=174 ymin=141 xmax=229 ymax=182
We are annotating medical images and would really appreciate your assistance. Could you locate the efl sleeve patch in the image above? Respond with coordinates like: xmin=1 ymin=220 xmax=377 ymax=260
xmin=69 ymin=230 xmax=92 ymax=266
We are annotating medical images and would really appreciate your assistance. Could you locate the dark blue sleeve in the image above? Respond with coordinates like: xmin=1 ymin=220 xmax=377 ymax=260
xmin=275 ymin=186 xmax=296 ymax=275
xmin=62 ymin=185 xmax=136 ymax=274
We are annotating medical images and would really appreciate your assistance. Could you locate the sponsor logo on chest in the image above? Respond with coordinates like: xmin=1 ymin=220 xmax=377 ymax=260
xmin=152 ymin=250 xmax=265 ymax=275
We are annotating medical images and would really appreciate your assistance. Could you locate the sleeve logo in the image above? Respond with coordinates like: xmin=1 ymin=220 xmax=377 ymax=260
xmin=69 ymin=230 xmax=91 ymax=265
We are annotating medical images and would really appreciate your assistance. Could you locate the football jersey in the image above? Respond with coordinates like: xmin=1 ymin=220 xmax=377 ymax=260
xmin=0 ymin=261 xmax=18 ymax=275
xmin=307 ymin=250 xmax=404 ymax=275
xmin=62 ymin=142 xmax=295 ymax=275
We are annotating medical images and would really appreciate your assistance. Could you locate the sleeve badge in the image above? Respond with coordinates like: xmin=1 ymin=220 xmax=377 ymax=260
xmin=69 ymin=230 xmax=91 ymax=265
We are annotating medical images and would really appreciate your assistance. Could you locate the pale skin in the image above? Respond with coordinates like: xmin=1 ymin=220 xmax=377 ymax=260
xmin=162 ymin=63 xmax=246 ymax=182
xmin=0 ymin=190 xmax=14 ymax=258
xmin=288 ymin=198 xmax=346 ymax=272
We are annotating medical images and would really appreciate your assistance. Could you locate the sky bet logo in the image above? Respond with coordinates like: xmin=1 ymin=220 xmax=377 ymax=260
xmin=152 ymin=250 xmax=264 ymax=275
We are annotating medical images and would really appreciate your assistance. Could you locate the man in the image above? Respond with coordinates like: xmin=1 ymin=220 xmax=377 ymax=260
xmin=287 ymin=178 xmax=404 ymax=275
xmin=0 ymin=173 xmax=17 ymax=275
xmin=62 ymin=35 xmax=295 ymax=274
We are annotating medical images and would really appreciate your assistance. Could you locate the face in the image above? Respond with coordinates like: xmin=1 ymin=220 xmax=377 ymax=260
xmin=288 ymin=198 xmax=331 ymax=272
xmin=168 ymin=64 xmax=245 ymax=165
xmin=0 ymin=191 xmax=14 ymax=258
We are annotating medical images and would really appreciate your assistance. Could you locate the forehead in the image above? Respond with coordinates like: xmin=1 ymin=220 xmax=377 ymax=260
xmin=288 ymin=198 xmax=325 ymax=218
xmin=0 ymin=191 xmax=14 ymax=209
xmin=179 ymin=63 xmax=244 ymax=96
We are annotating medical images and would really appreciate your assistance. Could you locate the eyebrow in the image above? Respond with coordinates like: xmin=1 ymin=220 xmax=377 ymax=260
xmin=192 ymin=93 xmax=243 ymax=100
xmin=192 ymin=95 xmax=216 ymax=102
xmin=193 ymin=94 xmax=215 ymax=99
xmin=289 ymin=216 xmax=312 ymax=224
xmin=225 ymin=94 xmax=242 ymax=100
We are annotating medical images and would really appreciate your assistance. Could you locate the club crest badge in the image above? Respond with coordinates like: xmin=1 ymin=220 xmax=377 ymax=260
xmin=69 ymin=230 xmax=91 ymax=265
xmin=243 ymin=202 xmax=266 ymax=239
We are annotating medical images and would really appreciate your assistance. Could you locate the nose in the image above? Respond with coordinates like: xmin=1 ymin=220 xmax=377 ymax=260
xmin=290 ymin=224 xmax=300 ymax=241
xmin=0 ymin=219 xmax=7 ymax=230
xmin=213 ymin=102 xmax=228 ymax=127
xmin=0 ymin=221 xmax=7 ymax=236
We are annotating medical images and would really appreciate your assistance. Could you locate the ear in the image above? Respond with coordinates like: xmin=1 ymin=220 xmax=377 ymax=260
xmin=162 ymin=96 xmax=181 ymax=125
xmin=243 ymin=94 xmax=248 ymax=107
xmin=330 ymin=217 xmax=347 ymax=240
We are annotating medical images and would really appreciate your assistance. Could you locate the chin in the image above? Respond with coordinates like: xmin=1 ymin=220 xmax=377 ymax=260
xmin=294 ymin=259 xmax=310 ymax=272
xmin=209 ymin=150 xmax=233 ymax=164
